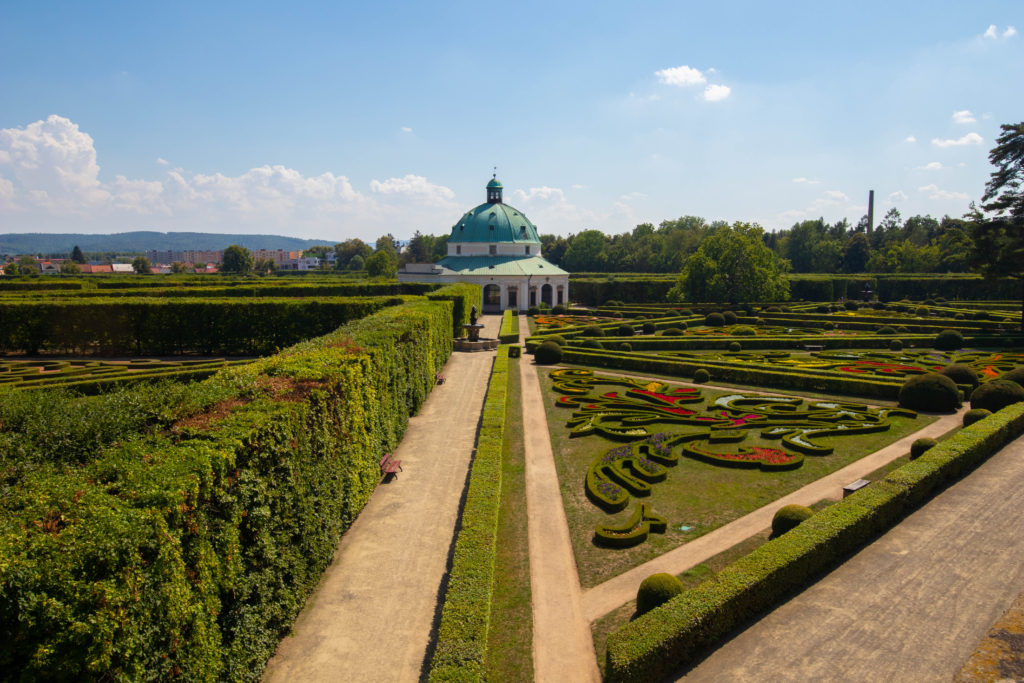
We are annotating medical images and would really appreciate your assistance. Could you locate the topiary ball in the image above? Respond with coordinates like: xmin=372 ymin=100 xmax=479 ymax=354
xmin=705 ymin=312 xmax=726 ymax=327
xmin=890 ymin=339 xmax=904 ymax=351
xmin=910 ymin=437 xmax=937 ymax=460
xmin=619 ymin=342 xmax=632 ymax=352
xmin=545 ymin=335 xmax=567 ymax=346
xmin=617 ymin=323 xmax=636 ymax=337
xmin=939 ymin=364 xmax=980 ymax=390
xmin=954 ymin=313 xmax=965 ymax=320
xmin=824 ymin=321 xmax=835 ymax=331
xmin=693 ymin=368 xmax=710 ymax=383
xmin=642 ymin=322 xmax=656 ymax=335
xmin=770 ymin=504 xmax=813 ymax=539
xmin=877 ymin=326 xmax=896 ymax=335
xmin=728 ymin=341 xmax=742 ymax=352
xmin=963 ymin=408 xmax=993 ymax=427
xmin=662 ymin=327 xmax=685 ymax=336
xmin=898 ymin=373 xmax=961 ymax=411
xmin=722 ymin=310 xmax=738 ymax=325
xmin=845 ymin=301 xmax=859 ymax=310
xmin=552 ymin=304 xmax=569 ymax=314
xmin=582 ymin=325 xmax=605 ymax=337
xmin=934 ymin=329 xmax=964 ymax=351
xmin=732 ymin=325 xmax=756 ymax=336
xmin=970 ymin=380 xmax=1024 ymax=412
xmin=581 ymin=339 xmax=604 ymax=350
xmin=534 ymin=341 xmax=563 ymax=364
xmin=605 ymin=300 xmax=623 ymax=307
xmin=636 ymin=573 xmax=684 ymax=616
xmin=528 ymin=306 xmax=540 ymax=316
xmin=1001 ymin=367 xmax=1024 ymax=386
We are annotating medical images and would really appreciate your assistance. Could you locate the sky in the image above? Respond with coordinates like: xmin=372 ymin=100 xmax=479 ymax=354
xmin=0 ymin=0 xmax=1021 ymax=243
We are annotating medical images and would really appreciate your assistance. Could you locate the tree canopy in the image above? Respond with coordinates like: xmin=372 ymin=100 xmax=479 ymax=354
xmin=220 ymin=245 xmax=253 ymax=275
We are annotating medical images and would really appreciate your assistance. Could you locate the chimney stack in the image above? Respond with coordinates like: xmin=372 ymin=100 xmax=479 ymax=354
xmin=867 ymin=190 xmax=875 ymax=234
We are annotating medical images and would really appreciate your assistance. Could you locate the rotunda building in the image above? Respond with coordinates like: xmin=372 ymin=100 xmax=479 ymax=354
xmin=398 ymin=176 xmax=569 ymax=313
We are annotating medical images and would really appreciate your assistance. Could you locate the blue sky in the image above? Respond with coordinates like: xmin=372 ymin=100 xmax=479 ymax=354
xmin=1 ymin=0 xmax=1021 ymax=242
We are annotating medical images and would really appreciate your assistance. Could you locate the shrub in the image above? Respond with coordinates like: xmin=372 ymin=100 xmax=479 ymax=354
xmin=617 ymin=323 xmax=636 ymax=337
xmin=935 ymin=329 xmax=964 ymax=351
xmin=722 ymin=311 xmax=738 ymax=325
xmin=915 ymin=306 xmax=929 ymax=316
xmin=728 ymin=341 xmax=742 ymax=352
xmin=680 ymin=309 xmax=694 ymax=316
xmin=898 ymin=373 xmax=961 ymax=411
xmin=552 ymin=304 xmax=569 ymax=314
xmin=924 ymin=299 xmax=937 ymax=306
xmin=641 ymin=322 xmax=656 ymax=335
xmin=897 ymin=326 xmax=911 ymax=334
xmin=606 ymin=299 xmax=623 ymax=307
xmin=544 ymin=335 xmax=567 ymax=346
xmin=954 ymin=313 xmax=965 ymax=320
xmin=619 ymin=342 xmax=632 ymax=352
xmin=877 ymin=326 xmax=896 ymax=335
xmin=693 ymin=368 xmax=710 ymax=383
xmin=963 ymin=408 xmax=992 ymax=427
xmin=534 ymin=341 xmax=563 ymax=364
xmin=970 ymin=380 xmax=1024 ymax=412
xmin=910 ymin=437 xmax=937 ymax=459
xmin=939 ymin=364 xmax=980 ymax=391
xmin=636 ymin=573 xmax=684 ymax=616
xmin=770 ymin=504 xmax=813 ymax=539
xmin=582 ymin=325 xmax=605 ymax=337
xmin=732 ymin=325 xmax=756 ymax=336
xmin=1001 ymin=367 xmax=1024 ymax=386
xmin=823 ymin=321 xmax=835 ymax=331
xmin=581 ymin=339 xmax=604 ymax=350
xmin=816 ymin=305 xmax=829 ymax=313
xmin=662 ymin=327 xmax=685 ymax=336
xmin=527 ymin=306 xmax=540 ymax=315
xmin=766 ymin=306 xmax=781 ymax=312
xmin=890 ymin=340 xmax=904 ymax=351
xmin=844 ymin=301 xmax=859 ymax=310
xmin=705 ymin=312 xmax=725 ymax=327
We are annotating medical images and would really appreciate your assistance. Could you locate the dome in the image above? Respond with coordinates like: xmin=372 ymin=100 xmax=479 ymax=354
xmin=486 ymin=177 xmax=503 ymax=189
xmin=449 ymin=178 xmax=541 ymax=244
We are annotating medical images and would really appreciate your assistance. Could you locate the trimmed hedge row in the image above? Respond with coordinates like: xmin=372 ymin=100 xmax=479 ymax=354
xmin=498 ymin=310 xmax=520 ymax=344
xmin=606 ymin=402 xmax=1024 ymax=682
xmin=15 ymin=282 xmax=441 ymax=299
xmin=427 ymin=283 xmax=480 ymax=337
xmin=0 ymin=299 xmax=455 ymax=681
xmin=428 ymin=345 xmax=511 ymax=682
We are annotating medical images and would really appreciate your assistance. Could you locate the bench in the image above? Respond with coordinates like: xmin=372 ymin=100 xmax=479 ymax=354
xmin=435 ymin=372 xmax=446 ymax=385
xmin=804 ymin=344 xmax=825 ymax=353
xmin=380 ymin=453 xmax=403 ymax=480
xmin=842 ymin=478 xmax=870 ymax=498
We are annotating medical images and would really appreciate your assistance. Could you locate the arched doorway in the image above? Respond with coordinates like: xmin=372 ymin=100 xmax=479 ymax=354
xmin=541 ymin=283 xmax=553 ymax=307
xmin=483 ymin=284 xmax=502 ymax=313
xmin=507 ymin=286 xmax=518 ymax=309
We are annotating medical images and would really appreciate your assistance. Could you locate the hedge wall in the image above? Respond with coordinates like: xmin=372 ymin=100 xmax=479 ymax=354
xmin=427 ymin=283 xmax=481 ymax=337
xmin=0 ymin=299 xmax=454 ymax=681
xmin=605 ymin=401 xmax=1024 ymax=682
xmin=20 ymin=282 xmax=441 ymax=299
xmin=428 ymin=345 xmax=511 ymax=682
xmin=498 ymin=310 xmax=520 ymax=344
xmin=0 ymin=296 xmax=411 ymax=355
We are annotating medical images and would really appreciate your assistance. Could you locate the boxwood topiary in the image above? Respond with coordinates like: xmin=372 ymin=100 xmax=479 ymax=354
xmin=528 ymin=306 xmax=540 ymax=316
xmin=1001 ymin=367 xmax=1024 ymax=386
xmin=824 ymin=321 xmax=835 ymax=331
xmin=890 ymin=339 xmax=904 ymax=351
xmin=642 ymin=322 xmax=656 ymax=335
xmin=619 ymin=342 xmax=632 ymax=352
xmin=845 ymin=301 xmax=859 ymax=310
xmin=581 ymin=339 xmax=604 ymax=350
xmin=693 ymin=368 xmax=710 ymax=383
xmin=877 ymin=326 xmax=897 ymax=335
xmin=582 ymin=325 xmax=605 ymax=337
xmin=963 ymin=408 xmax=992 ymax=427
xmin=636 ymin=573 xmax=684 ymax=616
xmin=955 ymin=312 xmax=965 ymax=320
xmin=617 ymin=323 xmax=636 ymax=337
xmin=722 ymin=311 xmax=738 ymax=325
xmin=545 ymin=335 xmax=567 ymax=346
xmin=534 ymin=340 xmax=563 ymax=364
xmin=662 ymin=327 xmax=685 ymax=336
xmin=898 ymin=372 xmax=961 ymax=411
xmin=728 ymin=341 xmax=742 ymax=352
xmin=770 ymin=504 xmax=813 ymax=539
xmin=934 ymin=329 xmax=964 ymax=351
xmin=910 ymin=437 xmax=937 ymax=460
xmin=939 ymin=364 xmax=980 ymax=390
xmin=705 ymin=312 xmax=726 ymax=327
xmin=552 ymin=304 xmax=569 ymax=314
xmin=732 ymin=325 xmax=756 ymax=336
xmin=970 ymin=380 xmax=1024 ymax=412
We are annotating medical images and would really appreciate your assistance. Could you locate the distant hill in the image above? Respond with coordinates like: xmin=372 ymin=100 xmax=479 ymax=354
xmin=0 ymin=231 xmax=334 ymax=256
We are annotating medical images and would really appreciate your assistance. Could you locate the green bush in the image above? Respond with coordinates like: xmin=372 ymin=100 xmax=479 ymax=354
xmin=581 ymin=339 xmax=604 ymax=350
xmin=617 ymin=323 xmax=636 ymax=337
xmin=955 ymin=313 xmax=965 ymax=320
xmin=728 ymin=341 xmax=742 ymax=352
xmin=662 ymin=327 xmax=685 ymax=336
xmin=620 ymin=342 xmax=632 ymax=352
xmin=1001 ymin=367 xmax=1024 ymax=386
xmin=693 ymin=368 xmax=710 ymax=383
xmin=963 ymin=408 xmax=992 ymax=427
xmin=642 ymin=322 xmax=656 ymax=335
xmin=898 ymin=373 xmax=961 ymax=411
xmin=527 ymin=306 xmax=540 ymax=315
xmin=890 ymin=339 xmax=904 ymax=351
xmin=939 ymin=364 xmax=980 ymax=391
xmin=498 ymin=308 xmax=520 ymax=344
xmin=636 ymin=573 xmax=684 ymax=617
xmin=935 ymin=329 xmax=964 ymax=351
xmin=910 ymin=437 xmax=937 ymax=459
xmin=732 ymin=325 xmax=756 ymax=336
xmin=823 ymin=321 xmax=835 ymax=331
xmin=534 ymin=341 xmax=563 ymax=364
xmin=705 ymin=312 xmax=726 ymax=327
xmin=582 ymin=325 xmax=605 ymax=337
xmin=845 ymin=301 xmax=859 ymax=310
xmin=877 ymin=326 xmax=896 ymax=335
xmin=970 ymin=380 xmax=1024 ymax=412
xmin=770 ymin=504 xmax=813 ymax=539
xmin=552 ymin=304 xmax=569 ymax=314
xmin=722 ymin=311 xmax=738 ymax=325
xmin=545 ymin=335 xmax=567 ymax=346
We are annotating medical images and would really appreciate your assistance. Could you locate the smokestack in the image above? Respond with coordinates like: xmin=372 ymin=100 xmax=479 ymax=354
xmin=867 ymin=190 xmax=874 ymax=234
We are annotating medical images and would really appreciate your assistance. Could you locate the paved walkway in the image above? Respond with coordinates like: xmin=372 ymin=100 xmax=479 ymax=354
xmin=262 ymin=316 xmax=500 ymax=683
xmin=581 ymin=406 xmax=967 ymax=621
xmin=521 ymin=339 xmax=602 ymax=681
xmin=679 ymin=433 xmax=1024 ymax=682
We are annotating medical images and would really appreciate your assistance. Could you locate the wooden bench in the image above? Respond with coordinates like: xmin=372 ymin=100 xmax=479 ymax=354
xmin=842 ymin=478 xmax=870 ymax=498
xmin=804 ymin=344 xmax=825 ymax=352
xmin=380 ymin=453 xmax=403 ymax=480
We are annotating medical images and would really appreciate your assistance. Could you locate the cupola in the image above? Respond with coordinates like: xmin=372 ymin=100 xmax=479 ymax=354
xmin=486 ymin=174 xmax=503 ymax=204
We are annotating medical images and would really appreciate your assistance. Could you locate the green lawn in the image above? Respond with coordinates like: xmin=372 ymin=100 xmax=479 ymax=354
xmin=538 ymin=369 xmax=936 ymax=588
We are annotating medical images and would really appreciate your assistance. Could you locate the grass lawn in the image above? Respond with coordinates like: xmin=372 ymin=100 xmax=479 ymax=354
xmin=538 ymin=368 xmax=937 ymax=588
xmin=485 ymin=355 xmax=533 ymax=681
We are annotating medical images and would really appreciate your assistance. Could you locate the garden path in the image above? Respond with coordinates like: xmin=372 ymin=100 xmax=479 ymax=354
xmin=262 ymin=315 xmax=501 ymax=683
xmin=678 ymin=431 xmax=1024 ymax=682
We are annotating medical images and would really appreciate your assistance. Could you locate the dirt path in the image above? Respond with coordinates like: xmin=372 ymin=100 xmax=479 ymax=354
xmin=262 ymin=316 xmax=501 ymax=683
xmin=580 ymin=406 xmax=967 ymax=621
xmin=678 ymin=433 xmax=1024 ymax=682
xmin=521 ymin=353 xmax=602 ymax=681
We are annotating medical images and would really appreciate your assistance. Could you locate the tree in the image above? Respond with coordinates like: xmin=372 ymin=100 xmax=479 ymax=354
xmin=221 ymin=245 xmax=253 ymax=274
xmin=334 ymin=238 xmax=373 ymax=270
xmin=375 ymin=234 xmax=399 ymax=254
xmin=348 ymin=254 xmax=365 ymax=271
xmin=842 ymin=233 xmax=871 ymax=272
xmin=302 ymin=245 xmax=332 ymax=258
xmin=132 ymin=256 xmax=152 ymax=274
xmin=562 ymin=229 xmax=608 ymax=272
xmin=17 ymin=255 xmax=38 ymax=275
xmin=60 ymin=261 xmax=81 ymax=275
xmin=668 ymin=222 xmax=790 ymax=303
xmin=972 ymin=121 xmax=1024 ymax=330
xmin=71 ymin=245 xmax=85 ymax=264
xmin=170 ymin=261 xmax=188 ymax=274
xmin=253 ymin=258 xmax=277 ymax=275
xmin=365 ymin=249 xmax=397 ymax=278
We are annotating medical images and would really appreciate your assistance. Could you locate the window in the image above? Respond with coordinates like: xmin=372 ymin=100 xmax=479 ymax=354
xmin=525 ymin=246 xmax=530 ymax=255
xmin=456 ymin=245 xmax=461 ymax=254
xmin=489 ymin=244 xmax=497 ymax=255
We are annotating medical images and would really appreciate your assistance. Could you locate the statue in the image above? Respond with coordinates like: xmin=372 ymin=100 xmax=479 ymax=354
xmin=469 ymin=305 xmax=478 ymax=326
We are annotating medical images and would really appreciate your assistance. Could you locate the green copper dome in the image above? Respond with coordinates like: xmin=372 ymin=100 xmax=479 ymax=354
xmin=450 ymin=178 xmax=541 ymax=244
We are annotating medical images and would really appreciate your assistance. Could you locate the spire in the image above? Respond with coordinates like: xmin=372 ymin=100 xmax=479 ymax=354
xmin=486 ymin=171 xmax=503 ymax=204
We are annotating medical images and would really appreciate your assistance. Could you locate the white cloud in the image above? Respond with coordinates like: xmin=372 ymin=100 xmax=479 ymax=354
xmin=369 ymin=174 xmax=456 ymax=207
xmin=655 ymin=65 xmax=706 ymax=87
xmin=792 ymin=177 xmax=821 ymax=184
xmin=777 ymin=190 xmax=860 ymax=222
xmin=984 ymin=24 xmax=999 ymax=39
xmin=156 ymin=157 xmax=169 ymax=166
xmin=703 ymin=84 xmax=731 ymax=102
xmin=952 ymin=110 xmax=976 ymax=124
xmin=570 ymin=183 xmax=586 ymax=190
xmin=918 ymin=161 xmax=944 ymax=171
xmin=983 ymin=24 xmax=1016 ymax=39
xmin=1006 ymin=26 xmax=1018 ymax=37
xmin=918 ymin=183 xmax=969 ymax=200
xmin=888 ymin=190 xmax=908 ymax=202
xmin=824 ymin=190 xmax=848 ymax=201
xmin=400 ymin=126 xmax=413 ymax=133
xmin=931 ymin=132 xmax=983 ymax=147
xmin=904 ymin=135 xmax=917 ymax=143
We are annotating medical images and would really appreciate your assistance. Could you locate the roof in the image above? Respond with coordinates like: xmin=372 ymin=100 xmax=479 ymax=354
xmin=450 ymin=202 xmax=541 ymax=244
xmin=486 ymin=177 xmax=503 ymax=189
xmin=436 ymin=255 xmax=568 ymax=276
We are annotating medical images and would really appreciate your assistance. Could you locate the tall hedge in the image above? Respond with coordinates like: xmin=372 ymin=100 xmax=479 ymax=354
xmin=427 ymin=282 xmax=481 ymax=336
xmin=0 ymin=299 xmax=454 ymax=681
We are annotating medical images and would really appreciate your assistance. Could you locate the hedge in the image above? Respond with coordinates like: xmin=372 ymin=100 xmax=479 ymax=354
xmin=428 ymin=345 xmax=511 ymax=682
xmin=427 ymin=283 xmax=481 ymax=337
xmin=0 ymin=298 xmax=454 ymax=681
xmin=23 ymin=282 xmax=441 ymax=299
xmin=498 ymin=309 xmax=520 ymax=344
